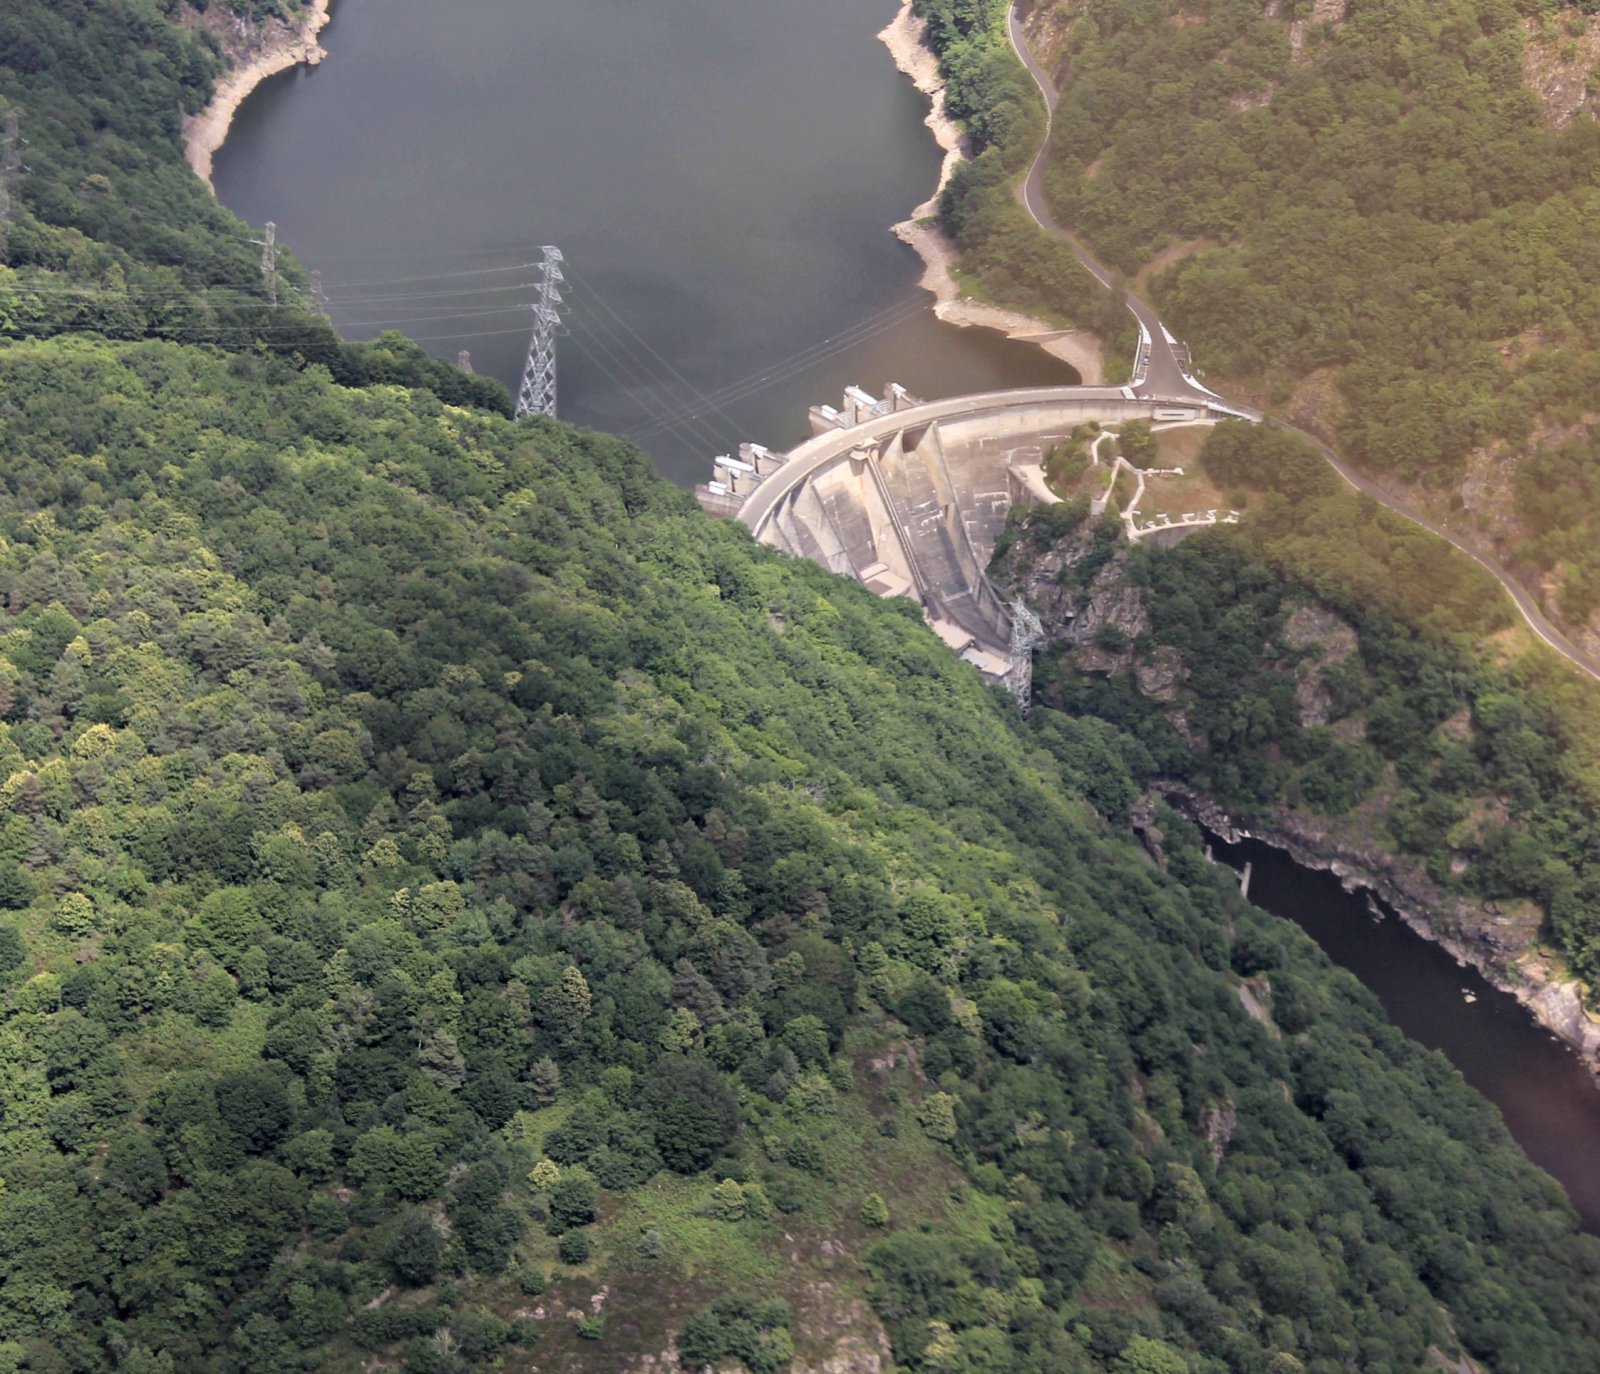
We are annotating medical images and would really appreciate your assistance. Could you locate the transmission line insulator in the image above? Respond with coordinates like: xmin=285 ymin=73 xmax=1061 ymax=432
xmin=516 ymin=245 xmax=564 ymax=420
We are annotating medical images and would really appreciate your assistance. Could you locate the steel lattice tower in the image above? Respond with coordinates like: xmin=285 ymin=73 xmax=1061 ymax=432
xmin=251 ymin=221 xmax=278 ymax=307
xmin=516 ymin=246 xmax=565 ymax=419
xmin=1006 ymin=598 xmax=1044 ymax=712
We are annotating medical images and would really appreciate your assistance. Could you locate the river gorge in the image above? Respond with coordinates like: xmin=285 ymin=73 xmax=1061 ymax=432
xmin=208 ymin=0 xmax=1600 ymax=1232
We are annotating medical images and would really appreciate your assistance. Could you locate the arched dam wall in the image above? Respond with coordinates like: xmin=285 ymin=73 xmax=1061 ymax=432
xmin=703 ymin=384 xmax=1246 ymax=671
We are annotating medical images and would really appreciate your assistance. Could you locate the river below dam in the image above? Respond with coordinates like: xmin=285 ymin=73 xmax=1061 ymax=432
xmin=212 ymin=0 xmax=1600 ymax=1232
xmin=212 ymin=0 xmax=1073 ymax=488
xmin=1210 ymin=833 xmax=1600 ymax=1232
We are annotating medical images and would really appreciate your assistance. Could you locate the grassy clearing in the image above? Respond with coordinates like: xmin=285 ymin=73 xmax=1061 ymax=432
xmin=506 ymin=1099 xmax=577 ymax=1158
xmin=607 ymin=1173 xmax=787 ymax=1289
xmin=1140 ymin=473 xmax=1231 ymax=522
xmin=1151 ymin=424 xmax=1210 ymax=468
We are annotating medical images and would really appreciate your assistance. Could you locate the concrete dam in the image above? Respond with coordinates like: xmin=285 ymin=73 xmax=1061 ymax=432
xmin=698 ymin=382 xmax=1255 ymax=680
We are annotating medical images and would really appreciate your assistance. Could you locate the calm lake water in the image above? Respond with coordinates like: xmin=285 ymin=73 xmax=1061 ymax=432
xmin=1211 ymin=833 xmax=1600 ymax=1232
xmin=213 ymin=0 xmax=1073 ymax=487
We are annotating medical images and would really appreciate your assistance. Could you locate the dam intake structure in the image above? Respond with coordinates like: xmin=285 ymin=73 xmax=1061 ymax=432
xmin=697 ymin=382 xmax=1259 ymax=688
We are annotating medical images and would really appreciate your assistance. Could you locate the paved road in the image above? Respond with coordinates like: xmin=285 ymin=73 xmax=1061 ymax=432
xmin=1279 ymin=421 xmax=1600 ymax=677
xmin=738 ymin=383 xmax=1149 ymax=537
xmin=1006 ymin=5 xmax=1208 ymax=403
xmin=1002 ymin=4 xmax=1600 ymax=683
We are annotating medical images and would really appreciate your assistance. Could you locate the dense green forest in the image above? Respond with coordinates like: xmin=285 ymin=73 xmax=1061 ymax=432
xmin=5 ymin=330 xmax=1600 ymax=1374
xmin=3 ymin=1 xmax=1600 ymax=1372
xmin=919 ymin=0 xmax=1600 ymax=638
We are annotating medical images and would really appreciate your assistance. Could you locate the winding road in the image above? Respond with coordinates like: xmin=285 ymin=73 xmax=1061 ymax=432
xmin=1006 ymin=6 xmax=1210 ymax=405
xmin=1002 ymin=4 xmax=1600 ymax=683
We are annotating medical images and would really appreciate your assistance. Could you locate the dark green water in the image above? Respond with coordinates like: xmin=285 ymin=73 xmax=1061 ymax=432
xmin=212 ymin=0 xmax=1074 ymax=487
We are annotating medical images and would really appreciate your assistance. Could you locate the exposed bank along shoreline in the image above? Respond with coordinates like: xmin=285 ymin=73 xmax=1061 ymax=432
xmin=184 ymin=0 xmax=335 ymax=191
xmin=1161 ymin=783 xmax=1600 ymax=1079
xmin=877 ymin=1 xmax=1105 ymax=386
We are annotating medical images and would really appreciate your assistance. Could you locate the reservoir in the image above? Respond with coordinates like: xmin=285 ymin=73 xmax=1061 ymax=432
xmin=1211 ymin=833 xmax=1600 ymax=1232
xmin=212 ymin=0 xmax=1074 ymax=489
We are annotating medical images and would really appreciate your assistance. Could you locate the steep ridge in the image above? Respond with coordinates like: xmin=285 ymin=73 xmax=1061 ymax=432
xmin=994 ymin=0 xmax=1600 ymax=661
xmin=1 ymin=4 xmax=1600 ymax=1372
xmin=991 ymin=420 xmax=1600 ymax=1077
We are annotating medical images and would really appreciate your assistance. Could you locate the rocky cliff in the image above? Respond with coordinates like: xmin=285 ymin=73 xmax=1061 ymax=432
xmin=996 ymin=519 xmax=1600 ymax=1074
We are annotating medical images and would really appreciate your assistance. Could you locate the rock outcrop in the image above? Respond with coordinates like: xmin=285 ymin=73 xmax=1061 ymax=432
xmin=1160 ymin=782 xmax=1600 ymax=1075
xmin=999 ymin=515 xmax=1600 ymax=1074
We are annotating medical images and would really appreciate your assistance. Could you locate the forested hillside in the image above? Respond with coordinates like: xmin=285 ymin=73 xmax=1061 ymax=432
xmin=4 ymin=2 xmax=1600 ymax=1373
xmin=923 ymin=0 xmax=1600 ymax=1050
xmin=995 ymin=421 xmax=1600 ymax=996
xmin=911 ymin=0 xmax=1130 ymax=348
xmin=0 ymin=0 xmax=504 ymax=411
xmin=6 ymin=332 xmax=1600 ymax=1374
xmin=975 ymin=0 xmax=1600 ymax=642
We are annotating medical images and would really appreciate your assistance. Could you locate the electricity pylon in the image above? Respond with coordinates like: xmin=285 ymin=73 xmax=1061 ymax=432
xmin=250 ymin=221 xmax=278 ymax=306
xmin=1007 ymin=598 xmax=1044 ymax=712
xmin=515 ymin=246 xmax=564 ymax=419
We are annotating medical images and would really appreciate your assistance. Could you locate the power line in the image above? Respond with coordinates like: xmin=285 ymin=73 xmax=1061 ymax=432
xmin=333 ymin=301 xmax=534 ymax=326
xmin=276 ymin=240 xmax=536 ymax=266
xmin=1 ymin=275 xmax=537 ymax=307
xmin=2 ymin=309 xmax=540 ymax=346
xmin=327 ymin=280 xmax=539 ymax=306
xmin=555 ymin=282 xmax=735 ymax=451
xmin=3 ymin=294 xmax=531 ymax=335
xmin=311 ymin=259 xmax=539 ymax=290
xmin=561 ymin=266 xmax=746 ymax=438
xmin=566 ymin=312 xmax=734 ymax=452
xmin=624 ymin=296 xmax=932 ymax=442
xmin=401 ymin=322 xmax=543 ymax=345
xmin=623 ymin=295 xmax=931 ymax=438
xmin=563 ymin=330 xmax=741 ymax=457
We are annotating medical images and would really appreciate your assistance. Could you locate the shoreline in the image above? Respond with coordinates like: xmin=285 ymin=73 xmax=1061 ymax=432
xmin=1161 ymin=783 xmax=1600 ymax=1078
xmin=877 ymin=1 xmax=1105 ymax=386
xmin=183 ymin=0 xmax=335 ymax=192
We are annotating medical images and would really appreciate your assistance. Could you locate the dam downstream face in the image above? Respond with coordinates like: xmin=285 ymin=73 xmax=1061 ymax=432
xmin=212 ymin=0 xmax=1075 ymax=487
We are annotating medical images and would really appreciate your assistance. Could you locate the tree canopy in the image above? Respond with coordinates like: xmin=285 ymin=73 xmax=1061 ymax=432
xmin=0 ymin=2 xmax=1598 ymax=1371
